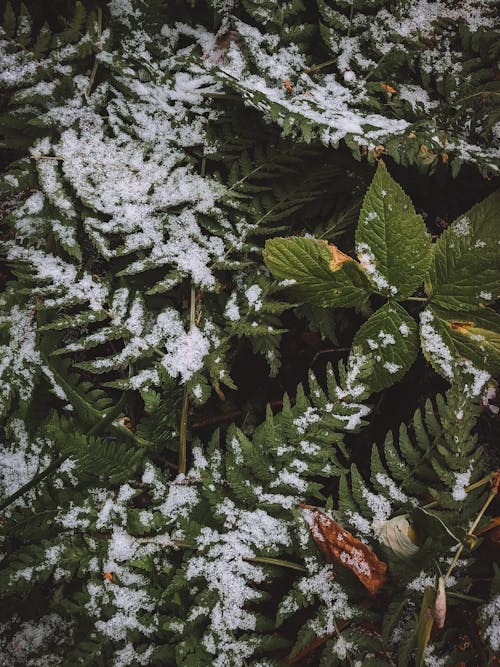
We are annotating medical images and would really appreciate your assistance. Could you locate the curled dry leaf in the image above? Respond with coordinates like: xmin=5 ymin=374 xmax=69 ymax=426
xmin=301 ymin=504 xmax=387 ymax=594
xmin=375 ymin=515 xmax=420 ymax=559
xmin=430 ymin=576 xmax=447 ymax=629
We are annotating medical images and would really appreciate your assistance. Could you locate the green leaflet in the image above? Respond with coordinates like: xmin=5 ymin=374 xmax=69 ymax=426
xmin=415 ymin=585 xmax=437 ymax=667
xmin=355 ymin=162 xmax=432 ymax=300
xmin=419 ymin=304 xmax=500 ymax=384
xmin=352 ymin=301 xmax=418 ymax=392
xmin=263 ymin=236 xmax=371 ymax=307
xmin=425 ymin=189 xmax=500 ymax=310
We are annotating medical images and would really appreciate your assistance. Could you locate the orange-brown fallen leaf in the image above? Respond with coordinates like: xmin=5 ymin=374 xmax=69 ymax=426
xmin=301 ymin=504 xmax=387 ymax=594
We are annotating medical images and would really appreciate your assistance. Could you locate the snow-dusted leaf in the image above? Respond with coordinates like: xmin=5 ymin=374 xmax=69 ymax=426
xmin=264 ymin=237 xmax=371 ymax=307
xmin=425 ymin=189 xmax=500 ymax=311
xmin=355 ymin=162 xmax=432 ymax=299
xmin=352 ymin=301 xmax=418 ymax=391
xmin=419 ymin=305 xmax=500 ymax=388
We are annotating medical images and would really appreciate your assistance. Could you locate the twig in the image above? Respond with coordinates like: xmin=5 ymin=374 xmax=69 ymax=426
xmin=85 ymin=7 xmax=102 ymax=100
xmin=0 ymin=391 xmax=130 ymax=513
xmin=178 ymin=284 xmax=196 ymax=475
xmin=444 ymin=470 xmax=500 ymax=582
xmin=304 ymin=58 xmax=337 ymax=75
xmin=31 ymin=155 xmax=65 ymax=161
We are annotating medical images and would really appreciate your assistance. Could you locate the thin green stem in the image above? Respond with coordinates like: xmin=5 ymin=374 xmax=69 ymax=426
xmin=0 ymin=391 xmax=129 ymax=514
xmin=178 ymin=282 xmax=196 ymax=476
xmin=406 ymin=296 xmax=428 ymax=302
xmin=304 ymin=58 xmax=337 ymax=75
xmin=246 ymin=555 xmax=307 ymax=573
xmin=445 ymin=484 xmax=498 ymax=582
xmin=347 ymin=1 xmax=355 ymax=39
xmin=85 ymin=7 xmax=102 ymax=100
xmin=422 ymin=473 xmax=495 ymax=511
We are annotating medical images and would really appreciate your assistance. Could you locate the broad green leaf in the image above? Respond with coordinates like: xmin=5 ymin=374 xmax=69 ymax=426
xmin=263 ymin=237 xmax=371 ymax=307
xmin=425 ymin=189 xmax=500 ymax=310
xmin=352 ymin=301 xmax=418 ymax=391
xmin=415 ymin=586 xmax=435 ymax=667
xmin=419 ymin=305 xmax=500 ymax=386
xmin=355 ymin=162 xmax=432 ymax=299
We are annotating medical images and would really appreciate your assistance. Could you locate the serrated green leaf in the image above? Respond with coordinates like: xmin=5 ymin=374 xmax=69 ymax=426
xmin=425 ymin=189 xmax=500 ymax=310
xmin=352 ymin=301 xmax=418 ymax=391
xmin=419 ymin=305 xmax=500 ymax=384
xmin=355 ymin=162 xmax=431 ymax=299
xmin=264 ymin=237 xmax=371 ymax=307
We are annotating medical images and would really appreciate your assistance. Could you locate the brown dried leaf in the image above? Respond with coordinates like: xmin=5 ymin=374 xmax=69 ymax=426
xmin=301 ymin=504 xmax=387 ymax=594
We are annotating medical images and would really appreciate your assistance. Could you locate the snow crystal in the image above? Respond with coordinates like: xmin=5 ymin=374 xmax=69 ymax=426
xmin=107 ymin=528 xmax=137 ymax=565
xmin=375 ymin=473 xmax=408 ymax=503
xmin=186 ymin=507 xmax=290 ymax=665
xmin=113 ymin=643 xmax=154 ymax=667
xmin=270 ymin=469 xmax=308 ymax=493
xmin=346 ymin=511 xmax=372 ymax=536
xmin=362 ymin=488 xmax=392 ymax=527
xmin=398 ymin=84 xmax=438 ymax=111
xmin=162 ymin=325 xmax=210 ymax=383
xmin=451 ymin=466 xmax=473 ymax=501
xmin=129 ymin=369 xmax=160 ymax=390
xmin=383 ymin=361 xmax=401 ymax=374
xmin=245 ymin=284 xmax=263 ymax=311
xmin=459 ymin=359 xmax=490 ymax=398
xmin=92 ymin=583 xmax=156 ymax=642
xmin=2 ymin=614 xmax=71 ymax=663
xmin=96 ymin=484 xmax=136 ymax=529
xmin=332 ymin=636 xmax=353 ymax=660
xmin=224 ymin=292 xmax=240 ymax=321
xmin=159 ymin=478 xmax=199 ymax=521
xmin=297 ymin=564 xmax=353 ymax=635
xmin=452 ymin=216 xmax=471 ymax=237
xmin=293 ymin=407 xmax=320 ymax=435
xmin=481 ymin=594 xmax=500 ymax=652
xmin=399 ymin=323 xmax=410 ymax=337
xmin=378 ymin=331 xmax=396 ymax=347
xmin=331 ymin=403 xmax=371 ymax=431
xmin=419 ymin=308 xmax=453 ymax=379
xmin=335 ymin=349 xmax=369 ymax=400
xmin=357 ymin=242 xmax=391 ymax=292
xmin=0 ymin=419 xmax=51 ymax=509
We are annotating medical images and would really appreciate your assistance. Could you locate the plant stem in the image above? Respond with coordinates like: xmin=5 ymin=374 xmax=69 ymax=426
xmin=421 ymin=472 xmax=495 ymax=511
xmin=304 ymin=58 xmax=337 ymax=75
xmin=85 ymin=7 xmax=102 ymax=100
xmin=406 ymin=296 xmax=428 ymax=302
xmin=178 ymin=283 xmax=197 ymax=475
xmin=246 ymin=555 xmax=307 ymax=573
xmin=0 ymin=391 xmax=130 ymax=513
xmin=444 ymin=473 xmax=499 ymax=582
xmin=0 ymin=454 xmax=68 ymax=513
